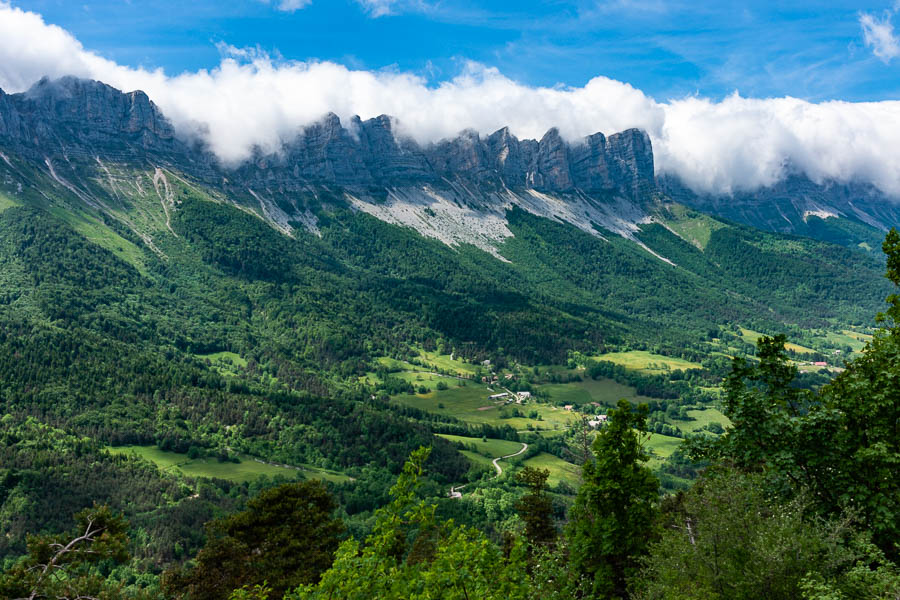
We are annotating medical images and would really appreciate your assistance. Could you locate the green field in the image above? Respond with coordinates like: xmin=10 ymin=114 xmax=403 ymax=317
xmin=739 ymin=328 xmax=816 ymax=354
xmin=522 ymin=453 xmax=581 ymax=488
xmin=590 ymin=351 xmax=702 ymax=373
xmin=660 ymin=204 xmax=726 ymax=250
xmin=374 ymin=356 xmax=417 ymax=371
xmin=821 ymin=330 xmax=872 ymax=353
xmin=0 ymin=192 xmax=17 ymax=212
xmin=196 ymin=350 xmax=248 ymax=367
xmin=539 ymin=378 xmax=656 ymax=408
xmin=672 ymin=407 xmax=731 ymax=434
xmin=108 ymin=445 xmax=350 ymax=484
xmin=387 ymin=370 xmax=461 ymax=391
xmin=417 ymin=350 xmax=479 ymax=375
xmin=645 ymin=433 xmax=684 ymax=467
xmin=437 ymin=434 xmax=524 ymax=458
xmin=195 ymin=351 xmax=248 ymax=377
xmin=393 ymin=385 xmax=576 ymax=432
xmin=460 ymin=450 xmax=494 ymax=469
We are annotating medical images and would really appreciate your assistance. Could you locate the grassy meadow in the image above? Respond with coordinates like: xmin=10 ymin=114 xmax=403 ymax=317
xmin=589 ymin=350 xmax=702 ymax=373
xmin=108 ymin=445 xmax=350 ymax=484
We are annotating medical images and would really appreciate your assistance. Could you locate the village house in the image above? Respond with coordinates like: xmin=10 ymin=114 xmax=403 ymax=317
xmin=588 ymin=414 xmax=608 ymax=428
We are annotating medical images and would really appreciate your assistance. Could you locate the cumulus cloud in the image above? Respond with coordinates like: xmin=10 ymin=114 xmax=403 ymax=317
xmin=259 ymin=0 xmax=312 ymax=12
xmin=1 ymin=1 xmax=900 ymax=197
xmin=356 ymin=0 xmax=421 ymax=17
xmin=860 ymin=9 xmax=900 ymax=62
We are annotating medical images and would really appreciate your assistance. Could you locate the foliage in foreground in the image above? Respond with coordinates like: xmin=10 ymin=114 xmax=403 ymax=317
xmin=164 ymin=481 xmax=344 ymax=600
xmin=0 ymin=505 xmax=130 ymax=600
xmin=288 ymin=447 xmax=531 ymax=600
xmin=635 ymin=469 xmax=900 ymax=600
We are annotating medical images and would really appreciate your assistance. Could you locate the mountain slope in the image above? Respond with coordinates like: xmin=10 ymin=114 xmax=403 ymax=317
xmin=0 ymin=76 xmax=895 ymax=564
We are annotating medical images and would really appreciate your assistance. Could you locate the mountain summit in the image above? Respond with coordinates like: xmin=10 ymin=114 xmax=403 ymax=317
xmin=0 ymin=77 xmax=897 ymax=255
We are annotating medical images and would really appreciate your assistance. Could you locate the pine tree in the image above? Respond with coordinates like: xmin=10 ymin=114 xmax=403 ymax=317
xmin=567 ymin=399 xmax=658 ymax=599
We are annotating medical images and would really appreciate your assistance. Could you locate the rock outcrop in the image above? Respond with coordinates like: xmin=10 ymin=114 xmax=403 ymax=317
xmin=0 ymin=78 xmax=656 ymax=202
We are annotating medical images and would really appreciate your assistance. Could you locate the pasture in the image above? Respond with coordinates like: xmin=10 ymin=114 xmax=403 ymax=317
xmin=540 ymin=378 xmax=656 ymax=408
xmin=107 ymin=445 xmax=350 ymax=484
xmin=393 ymin=386 xmax=576 ymax=432
xmin=195 ymin=351 xmax=248 ymax=376
xmin=437 ymin=434 xmax=524 ymax=459
xmin=590 ymin=350 xmax=702 ymax=373
xmin=644 ymin=433 xmax=684 ymax=468
xmin=672 ymin=407 xmax=730 ymax=434
xmin=739 ymin=328 xmax=816 ymax=354
xmin=522 ymin=452 xmax=582 ymax=488
xmin=0 ymin=192 xmax=18 ymax=212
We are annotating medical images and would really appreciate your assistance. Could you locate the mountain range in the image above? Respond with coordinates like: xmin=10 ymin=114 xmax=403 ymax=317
xmin=0 ymin=75 xmax=897 ymax=564
xmin=2 ymin=76 xmax=896 ymax=258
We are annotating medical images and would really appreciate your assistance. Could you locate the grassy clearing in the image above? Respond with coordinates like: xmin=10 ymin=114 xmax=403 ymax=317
xmin=393 ymin=386 xmax=576 ymax=432
xmin=387 ymin=371 xmax=460 ymax=392
xmin=739 ymin=328 xmax=816 ymax=354
xmin=417 ymin=350 xmax=479 ymax=375
xmin=819 ymin=330 xmax=871 ymax=353
xmin=590 ymin=350 xmax=702 ymax=373
xmin=522 ymin=453 xmax=581 ymax=488
xmin=539 ymin=378 xmax=656 ymax=408
xmin=437 ymin=434 xmax=523 ymax=458
xmin=49 ymin=206 xmax=147 ymax=274
xmin=645 ymin=433 xmax=683 ymax=468
xmin=672 ymin=407 xmax=731 ymax=434
xmin=375 ymin=356 xmax=417 ymax=370
xmin=460 ymin=450 xmax=494 ymax=469
xmin=108 ymin=445 xmax=350 ymax=484
xmin=0 ymin=192 xmax=18 ymax=212
xmin=195 ymin=351 xmax=248 ymax=377
xmin=196 ymin=351 xmax=248 ymax=368
xmin=660 ymin=204 xmax=726 ymax=250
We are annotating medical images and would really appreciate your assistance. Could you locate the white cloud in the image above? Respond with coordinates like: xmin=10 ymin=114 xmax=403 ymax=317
xmin=259 ymin=0 xmax=312 ymax=13
xmin=356 ymin=0 xmax=431 ymax=18
xmin=860 ymin=10 xmax=900 ymax=63
xmin=1 ymin=2 xmax=900 ymax=197
xmin=357 ymin=0 xmax=399 ymax=17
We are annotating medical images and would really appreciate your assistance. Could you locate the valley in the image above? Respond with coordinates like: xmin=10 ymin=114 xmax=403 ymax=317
xmin=0 ymin=75 xmax=897 ymax=599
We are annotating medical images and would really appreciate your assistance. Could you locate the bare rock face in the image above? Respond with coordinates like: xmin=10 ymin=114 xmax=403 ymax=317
xmin=0 ymin=77 xmax=181 ymax=160
xmin=0 ymin=76 xmax=657 ymax=202
xmin=421 ymin=123 xmax=653 ymax=200
xmin=2 ymin=76 xmax=892 ymax=254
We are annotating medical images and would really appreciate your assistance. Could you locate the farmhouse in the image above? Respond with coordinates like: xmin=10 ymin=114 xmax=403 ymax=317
xmin=588 ymin=414 xmax=608 ymax=428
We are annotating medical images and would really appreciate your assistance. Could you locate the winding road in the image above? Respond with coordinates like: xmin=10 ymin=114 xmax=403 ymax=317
xmin=448 ymin=442 xmax=528 ymax=499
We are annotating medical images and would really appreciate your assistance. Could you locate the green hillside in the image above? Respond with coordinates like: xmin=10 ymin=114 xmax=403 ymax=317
xmin=0 ymin=154 xmax=892 ymax=579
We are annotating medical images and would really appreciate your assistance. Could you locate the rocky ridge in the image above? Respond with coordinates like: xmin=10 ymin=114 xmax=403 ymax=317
xmin=0 ymin=76 xmax=896 ymax=257
xmin=0 ymin=77 xmax=664 ymax=257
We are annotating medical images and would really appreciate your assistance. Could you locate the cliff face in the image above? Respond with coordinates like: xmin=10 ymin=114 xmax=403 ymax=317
xmin=0 ymin=78 xmax=655 ymax=201
xmin=0 ymin=76 xmax=895 ymax=256
xmin=0 ymin=77 xmax=184 ymax=159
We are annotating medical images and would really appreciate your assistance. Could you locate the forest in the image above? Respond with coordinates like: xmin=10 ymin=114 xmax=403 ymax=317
xmin=0 ymin=164 xmax=898 ymax=598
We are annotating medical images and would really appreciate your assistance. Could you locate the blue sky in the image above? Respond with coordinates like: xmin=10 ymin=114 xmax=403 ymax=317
xmin=3 ymin=0 xmax=900 ymax=197
xmin=10 ymin=0 xmax=900 ymax=102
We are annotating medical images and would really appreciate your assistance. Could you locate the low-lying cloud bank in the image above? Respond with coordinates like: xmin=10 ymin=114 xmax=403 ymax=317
xmin=1 ymin=2 xmax=899 ymax=197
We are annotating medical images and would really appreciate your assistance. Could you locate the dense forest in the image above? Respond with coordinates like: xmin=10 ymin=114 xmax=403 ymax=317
xmin=0 ymin=147 xmax=898 ymax=599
